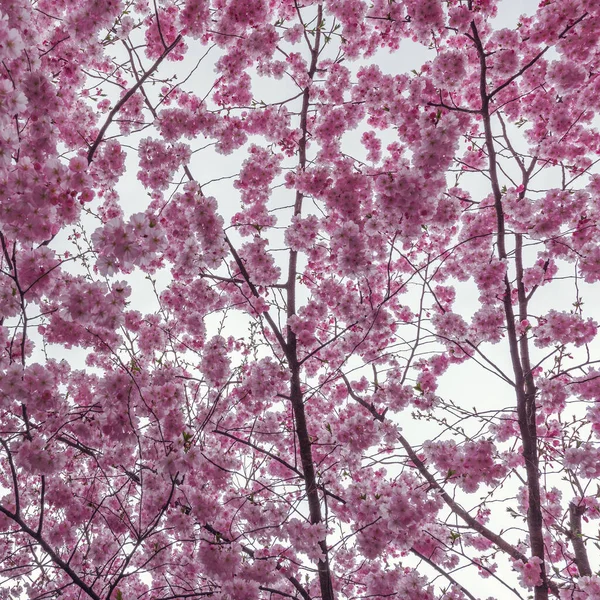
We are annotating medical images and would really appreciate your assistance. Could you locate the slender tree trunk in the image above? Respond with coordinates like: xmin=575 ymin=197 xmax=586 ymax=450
xmin=472 ymin=19 xmax=550 ymax=599
xmin=285 ymin=6 xmax=335 ymax=599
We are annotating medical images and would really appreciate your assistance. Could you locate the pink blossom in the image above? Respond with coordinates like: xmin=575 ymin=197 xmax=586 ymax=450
xmin=432 ymin=51 xmax=467 ymax=90
xmin=514 ymin=556 xmax=543 ymax=588
xmin=533 ymin=310 xmax=597 ymax=348
xmin=548 ymin=59 xmax=587 ymax=93
xmin=564 ymin=445 xmax=600 ymax=479
xmin=1 ymin=2 xmax=600 ymax=599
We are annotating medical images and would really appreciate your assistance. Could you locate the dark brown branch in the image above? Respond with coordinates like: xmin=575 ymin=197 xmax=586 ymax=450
xmin=489 ymin=14 xmax=586 ymax=102
xmin=568 ymin=502 xmax=592 ymax=577
xmin=411 ymin=548 xmax=479 ymax=600
xmin=471 ymin=17 xmax=554 ymax=598
xmin=224 ymin=235 xmax=288 ymax=353
xmin=0 ymin=505 xmax=102 ymax=600
xmin=341 ymin=373 xmax=386 ymax=421
xmin=0 ymin=438 xmax=20 ymax=517
xmin=56 ymin=435 xmax=99 ymax=459
xmin=284 ymin=5 xmax=333 ymax=599
xmin=397 ymin=433 xmax=527 ymax=564
xmin=203 ymin=524 xmax=312 ymax=600
xmin=87 ymin=34 xmax=182 ymax=163
xmin=0 ymin=230 xmax=14 ymax=272
xmin=37 ymin=476 xmax=45 ymax=536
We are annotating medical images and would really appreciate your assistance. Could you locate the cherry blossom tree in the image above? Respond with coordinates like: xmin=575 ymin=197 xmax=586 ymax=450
xmin=1 ymin=0 xmax=600 ymax=599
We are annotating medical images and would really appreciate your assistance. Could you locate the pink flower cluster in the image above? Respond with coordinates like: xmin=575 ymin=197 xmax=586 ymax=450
xmin=432 ymin=51 xmax=467 ymax=90
xmin=92 ymin=212 xmax=167 ymax=275
xmin=349 ymin=473 xmax=443 ymax=560
xmin=330 ymin=221 xmax=370 ymax=276
xmin=238 ymin=236 xmax=281 ymax=286
xmin=564 ymin=444 xmax=600 ymax=479
xmin=285 ymin=214 xmax=320 ymax=252
xmin=537 ymin=376 xmax=569 ymax=414
xmin=285 ymin=519 xmax=327 ymax=563
xmin=233 ymin=357 xmax=288 ymax=418
xmin=469 ymin=305 xmax=504 ymax=344
xmin=423 ymin=439 xmax=507 ymax=492
xmin=513 ymin=556 xmax=543 ymax=588
xmin=578 ymin=576 xmax=600 ymax=599
xmin=200 ymin=335 xmax=231 ymax=387
xmin=15 ymin=436 xmax=66 ymax=475
xmin=138 ymin=137 xmax=191 ymax=192
xmin=533 ymin=310 xmax=597 ymax=348
xmin=548 ymin=59 xmax=587 ymax=94
xmin=432 ymin=310 xmax=468 ymax=341
xmin=0 ymin=15 xmax=24 ymax=61
xmin=575 ymin=369 xmax=600 ymax=401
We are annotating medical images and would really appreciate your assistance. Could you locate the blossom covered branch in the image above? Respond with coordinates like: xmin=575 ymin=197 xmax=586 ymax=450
xmin=0 ymin=1 xmax=600 ymax=599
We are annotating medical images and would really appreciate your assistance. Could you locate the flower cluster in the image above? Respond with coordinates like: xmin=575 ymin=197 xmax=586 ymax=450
xmin=533 ymin=310 xmax=597 ymax=348
xmin=200 ymin=335 xmax=231 ymax=387
xmin=513 ymin=556 xmax=543 ymax=589
xmin=92 ymin=212 xmax=167 ymax=275
xmin=564 ymin=444 xmax=600 ymax=479
xmin=138 ymin=138 xmax=191 ymax=192
xmin=423 ymin=439 xmax=507 ymax=492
